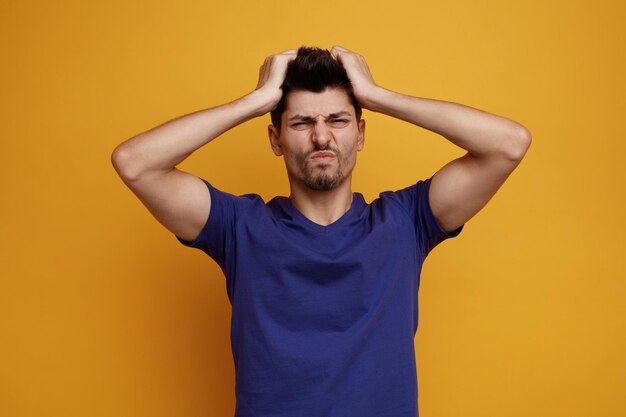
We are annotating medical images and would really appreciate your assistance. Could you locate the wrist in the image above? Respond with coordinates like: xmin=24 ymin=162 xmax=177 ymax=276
xmin=246 ymin=88 xmax=282 ymax=117
xmin=359 ymin=86 xmax=391 ymax=113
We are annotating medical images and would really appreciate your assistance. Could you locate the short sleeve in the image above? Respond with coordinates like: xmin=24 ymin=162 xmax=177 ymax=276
xmin=175 ymin=178 xmax=253 ymax=273
xmin=383 ymin=176 xmax=464 ymax=257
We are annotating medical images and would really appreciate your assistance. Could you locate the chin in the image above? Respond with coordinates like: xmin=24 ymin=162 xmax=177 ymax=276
xmin=304 ymin=172 xmax=345 ymax=191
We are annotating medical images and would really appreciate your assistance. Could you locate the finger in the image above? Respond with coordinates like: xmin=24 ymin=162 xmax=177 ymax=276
xmin=330 ymin=48 xmax=342 ymax=61
xmin=279 ymin=49 xmax=298 ymax=56
xmin=331 ymin=45 xmax=349 ymax=53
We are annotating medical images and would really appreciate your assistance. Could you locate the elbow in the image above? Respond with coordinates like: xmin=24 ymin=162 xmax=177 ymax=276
xmin=503 ymin=125 xmax=532 ymax=161
xmin=111 ymin=145 xmax=139 ymax=181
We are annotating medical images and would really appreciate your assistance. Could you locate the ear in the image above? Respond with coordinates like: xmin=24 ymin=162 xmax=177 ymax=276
xmin=356 ymin=119 xmax=366 ymax=151
xmin=268 ymin=124 xmax=283 ymax=156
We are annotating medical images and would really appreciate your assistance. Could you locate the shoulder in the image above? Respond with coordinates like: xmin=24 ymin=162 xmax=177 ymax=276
xmin=202 ymin=179 xmax=265 ymax=207
xmin=375 ymin=179 xmax=430 ymax=212
xmin=195 ymin=178 xmax=269 ymax=226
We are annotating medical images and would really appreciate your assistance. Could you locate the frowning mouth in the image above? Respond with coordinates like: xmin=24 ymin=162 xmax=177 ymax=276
xmin=310 ymin=151 xmax=336 ymax=160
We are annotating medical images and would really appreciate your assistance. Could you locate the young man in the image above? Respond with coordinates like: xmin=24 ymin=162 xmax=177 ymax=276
xmin=111 ymin=45 xmax=531 ymax=417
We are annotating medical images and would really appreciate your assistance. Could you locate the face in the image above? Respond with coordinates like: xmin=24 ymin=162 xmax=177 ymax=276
xmin=268 ymin=88 xmax=365 ymax=191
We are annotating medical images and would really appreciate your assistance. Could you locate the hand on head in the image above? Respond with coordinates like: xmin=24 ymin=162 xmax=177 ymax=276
xmin=254 ymin=45 xmax=378 ymax=117
xmin=255 ymin=49 xmax=298 ymax=113
xmin=330 ymin=45 xmax=378 ymax=109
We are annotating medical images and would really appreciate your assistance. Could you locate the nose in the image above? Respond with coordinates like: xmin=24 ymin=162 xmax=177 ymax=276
xmin=311 ymin=118 xmax=332 ymax=149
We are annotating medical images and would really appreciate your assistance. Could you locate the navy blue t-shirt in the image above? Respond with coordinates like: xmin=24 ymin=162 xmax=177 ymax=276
xmin=176 ymin=177 xmax=463 ymax=417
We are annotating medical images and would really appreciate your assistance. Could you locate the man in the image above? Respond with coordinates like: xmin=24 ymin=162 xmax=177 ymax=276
xmin=111 ymin=45 xmax=531 ymax=417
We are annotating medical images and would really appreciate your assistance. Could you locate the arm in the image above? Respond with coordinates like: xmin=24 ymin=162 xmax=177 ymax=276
xmin=111 ymin=49 xmax=297 ymax=242
xmin=331 ymin=45 xmax=532 ymax=233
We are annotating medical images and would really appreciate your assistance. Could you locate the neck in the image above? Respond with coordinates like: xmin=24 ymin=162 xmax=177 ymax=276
xmin=288 ymin=177 xmax=354 ymax=226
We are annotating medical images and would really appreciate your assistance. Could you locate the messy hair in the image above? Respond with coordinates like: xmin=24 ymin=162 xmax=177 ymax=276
xmin=270 ymin=46 xmax=362 ymax=129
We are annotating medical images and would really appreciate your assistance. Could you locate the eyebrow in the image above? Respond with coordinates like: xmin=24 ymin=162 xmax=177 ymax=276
xmin=288 ymin=111 xmax=352 ymax=122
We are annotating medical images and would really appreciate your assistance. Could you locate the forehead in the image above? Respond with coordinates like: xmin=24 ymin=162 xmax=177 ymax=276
xmin=284 ymin=88 xmax=354 ymax=118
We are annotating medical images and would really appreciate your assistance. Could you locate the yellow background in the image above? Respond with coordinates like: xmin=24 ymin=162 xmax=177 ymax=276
xmin=1 ymin=0 xmax=624 ymax=416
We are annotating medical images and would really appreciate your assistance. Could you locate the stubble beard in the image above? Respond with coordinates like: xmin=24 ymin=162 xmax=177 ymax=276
xmin=303 ymin=162 xmax=343 ymax=191
xmin=297 ymin=148 xmax=346 ymax=191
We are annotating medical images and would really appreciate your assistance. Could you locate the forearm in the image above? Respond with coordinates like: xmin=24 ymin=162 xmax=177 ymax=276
xmin=111 ymin=90 xmax=271 ymax=180
xmin=364 ymin=87 xmax=531 ymax=159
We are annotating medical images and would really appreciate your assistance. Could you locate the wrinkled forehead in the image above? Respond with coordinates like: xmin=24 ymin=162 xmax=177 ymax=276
xmin=284 ymin=88 xmax=355 ymax=119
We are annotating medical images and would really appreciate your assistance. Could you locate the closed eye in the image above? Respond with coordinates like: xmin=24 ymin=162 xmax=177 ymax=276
xmin=291 ymin=122 xmax=310 ymax=126
xmin=290 ymin=119 xmax=349 ymax=128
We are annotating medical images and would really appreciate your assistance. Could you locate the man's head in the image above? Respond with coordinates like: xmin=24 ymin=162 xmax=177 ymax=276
xmin=270 ymin=47 xmax=362 ymax=130
xmin=268 ymin=46 xmax=365 ymax=192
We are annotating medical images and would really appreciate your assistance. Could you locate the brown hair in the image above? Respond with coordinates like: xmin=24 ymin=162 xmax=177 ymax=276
xmin=270 ymin=46 xmax=362 ymax=129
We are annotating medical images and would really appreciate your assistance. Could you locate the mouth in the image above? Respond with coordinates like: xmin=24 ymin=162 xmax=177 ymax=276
xmin=310 ymin=151 xmax=336 ymax=161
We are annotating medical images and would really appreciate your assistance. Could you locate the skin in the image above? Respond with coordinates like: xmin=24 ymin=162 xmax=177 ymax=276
xmin=326 ymin=45 xmax=531 ymax=233
xmin=268 ymin=88 xmax=365 ymax=225
xmin=111 ymin=45 xmax=531 ymax=243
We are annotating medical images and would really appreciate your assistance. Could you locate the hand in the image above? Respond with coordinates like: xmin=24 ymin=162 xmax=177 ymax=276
xmin=330 ymin=45 xmax=379 ymax=109
xmin=253 ymin=49 xmax=298 ymax=114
